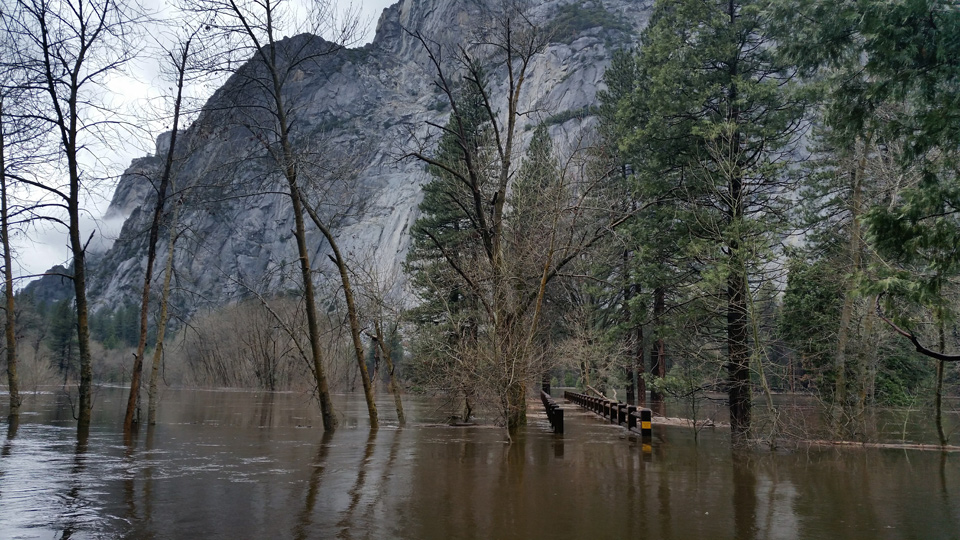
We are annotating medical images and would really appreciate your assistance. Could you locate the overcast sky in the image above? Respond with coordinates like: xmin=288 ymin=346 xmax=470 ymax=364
xmin=15 ymin=0 xmax=396 ymax=288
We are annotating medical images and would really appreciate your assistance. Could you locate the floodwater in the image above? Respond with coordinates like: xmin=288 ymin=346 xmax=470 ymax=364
xmin=0 ymin=388 xmax=958 ymax=539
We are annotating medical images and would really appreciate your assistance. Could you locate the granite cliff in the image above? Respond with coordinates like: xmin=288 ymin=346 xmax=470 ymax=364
xmin=41 ymin=0 xmax=653 ymax=316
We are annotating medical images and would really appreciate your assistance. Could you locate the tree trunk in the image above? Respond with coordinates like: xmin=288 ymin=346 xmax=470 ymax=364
xmin=649 ymin=287 xmax=666 ymax=411
xmin=636 ymin=323 xmax=646 ymax=408
xmin=301 ymin=201 xmax=377 ymax=428
xmin=834 ymin=140 xmax=868 ymax=422
xmin=935 ymin=314 xmax=947 ymax=446
xmin=72 ymin=224 xmax=93 ymax=437
xmin=67 ymin=146 xmax=94 ymax=439
xmin=124 ymin=39 xmax=191 ymax=435
xmin=623 ymin=252 xmax=636 ymax=406
xmin=726 ymin=158 xmax=751 ymax=445
xmin=725 ymin=3 xmax=750 ymax=445
xmin=506 ymin=379 xmax=527 ymax=437
xmin=728 ymin=267 xmax=751 ymax=445
xmin=289 ymin=184 xmax=337 ymax=432
xmin=147 ymin=200 xmax=181 ymax=426
xmin=376 ymin=321 xmax=405 ymax=426
xmin=261 ymin=43 xmax=337 ymax=432
xmin=0 ymin=111 xmax=20 ymax=416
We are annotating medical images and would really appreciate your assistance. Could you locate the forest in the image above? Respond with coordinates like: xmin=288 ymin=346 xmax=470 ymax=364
xmin=1 ymin=0 xmax=958 ymax=449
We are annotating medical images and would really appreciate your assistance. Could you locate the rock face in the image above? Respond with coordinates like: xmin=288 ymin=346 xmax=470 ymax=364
xmin=54 ymin=0 xmax=652 ymax=315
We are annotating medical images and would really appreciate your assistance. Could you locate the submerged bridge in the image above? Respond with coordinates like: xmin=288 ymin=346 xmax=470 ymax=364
xmin=539 ymin=388 xmax=654 ymax=442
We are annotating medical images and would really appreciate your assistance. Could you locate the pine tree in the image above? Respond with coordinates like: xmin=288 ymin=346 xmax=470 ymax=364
xmin=775 ymin=0 xmax=960 ymax=444
xmin=619 ymin=0 xmax=805 ymax=444
xmin=405 ymin=68 xmax=492 ymax=420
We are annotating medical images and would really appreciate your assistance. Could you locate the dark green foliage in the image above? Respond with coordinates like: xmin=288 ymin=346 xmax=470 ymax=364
xmin=511 ymin=123 xmax=558 ymax=214
xmin=780 ymin=258 xmax=844 ymax=385
xmin=48 ymin=298 xmax=77 ymax=380
xmin=776 ymin=1 xmax=960 ymax=310
xmin=89 ymin=303 xmax=144 ymax=349
xmin=776 ymin=0 xmax=960 ymax=157
xmin=607 ymin=0 xmax=806 ymax=440
xmin=405 ymin=66 xmax=491 ymax=363
xmin=539 ymin=106 xmax=599 ymax=128
xmin=546 ymin=2 xmax=633 ymax=44
xmin=874 ymin=349 xmax=933 ymax=406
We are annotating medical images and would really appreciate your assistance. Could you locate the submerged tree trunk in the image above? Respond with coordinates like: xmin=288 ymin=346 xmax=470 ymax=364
xmin=726 ymin=121 xmax=750 ymax=444
xmin=725 ymin=12 xmax=751 ymax=445
xmin=147 ymin=200 xmax=181 ymax=426
xmin=262 ymin=35 xmax=338 ymax=432
xmin=935 ymin=314 xmax=947 ymax=446
xmin=506 ymin=379 xmax=527 ymax=436
xmin=301 ymin=198 xmax=378 ymax=429
xmin=289 ymin=183 xmax=337 ymax=432
xmin=124 ymin=39 xmax=190 ymax=435
xmin=0 ymin=112 xmax=20 ymax=416
xmin=375 ymin=321 xmax=405 ymax=426
xmin=728 ymin=267 xmax=751 ymax=445
xmin=72 ymin=207 xmax=93 ymax=438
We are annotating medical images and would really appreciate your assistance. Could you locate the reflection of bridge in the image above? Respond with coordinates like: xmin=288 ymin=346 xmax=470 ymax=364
xmin=562 ymin=391 xmax=653 ymax=440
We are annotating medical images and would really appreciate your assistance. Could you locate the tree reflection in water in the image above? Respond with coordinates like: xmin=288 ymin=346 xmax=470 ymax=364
xmin=61 ymin=430 xmax=89 ymax=540
xmin=0 ymin=389 xmax=957 ymax=539
xmin=336 ymin=429 xmax=378 ymax=538
xmin=732 ymin=452 xmax=758 ymax=540
xmin=294 ymin=430 xmax=334 ymax=540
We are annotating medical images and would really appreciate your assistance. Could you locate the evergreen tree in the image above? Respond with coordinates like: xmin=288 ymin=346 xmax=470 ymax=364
xmin=776 ymin=0 xmax=960 ymax=443
xmin=405 ymin=67 xmax=493 ymax=420
xmin=618 ymin=0 xmax=805 ymax=444
xmin=406 ymin=66 xmax=491 ymax=335
xmin=48 ymin=298 xmax=78 ymax=384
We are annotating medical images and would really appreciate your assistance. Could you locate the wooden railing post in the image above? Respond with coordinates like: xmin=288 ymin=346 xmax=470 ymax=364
xmin=560 ymin=391 xmax=655 ymax=448
xmin=640 ymin=408 xmax=652 ymax=438
xmin=541 ymin=390 xmax=564 ymax=434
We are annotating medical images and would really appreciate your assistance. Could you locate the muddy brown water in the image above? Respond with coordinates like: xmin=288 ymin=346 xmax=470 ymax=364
xmin=0 ymin=387 xmax=958 ymax=539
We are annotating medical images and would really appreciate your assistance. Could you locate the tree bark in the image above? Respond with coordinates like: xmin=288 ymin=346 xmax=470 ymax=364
xmin=147 ymin=199 xmax=181 ymax=426
xmin=649 ymin=287 xmax=666 ymax=410
xmin=636 ymin=323 xmax=646 ymax=408
xmin=375 ymin=321 xmax=405 ymax=426
xmin=935 ymin=314 xmax=947 ymax=446
xmin=124 ymin=38 xmax=191 ymax=436
xmin=289 ymin=183 xmax=337 ymax=432
xmin=250 ymin=13 xmax=338 ymax=432
xmin=71 ymin=187 xmax=93 ymax=439
xmin=728 ymin=266 xmax=751 ymax=445
xmin=0 ymin=106 xmax=20 ymax=416
xmin=834 ymin=137 xmax=868 ymax=422
xmin=300 ymin=199 xmax=378 ymax=428
xmin=725 ymin=0 xmax=751 ymax=446
xmin=506 ymin=379 xmax=527 ymax=436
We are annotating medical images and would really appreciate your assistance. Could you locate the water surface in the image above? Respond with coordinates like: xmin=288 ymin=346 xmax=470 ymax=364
xmin=0 ymin=388 xmax=957 ymax=539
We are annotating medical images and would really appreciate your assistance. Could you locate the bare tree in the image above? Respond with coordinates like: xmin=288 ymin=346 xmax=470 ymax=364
xmin=6 ymin=0 xmax=142 ymax=436
xmin=299 ymin=192 xmax=379 ymax=428
xmin=404 ymin=5 xmax=650 ymax=435
xmin=0 ymin=97 xmax=27 ymax=416
xmin=185 ymin=0 xmax=363 ymax=431
xmin=354 ymin=258 xmax=407 ymax=425
xmin=122 ymin=25 xmax=203 ymax=434
xmin=184 ymin=298 xmax=310 ymax=389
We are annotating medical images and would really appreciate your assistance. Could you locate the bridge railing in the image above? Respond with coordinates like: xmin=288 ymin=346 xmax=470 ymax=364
xmin=563 ymin=390 xmax=652 ymax=438
xmin=541 ymin=390 xmax=564 ymax=433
